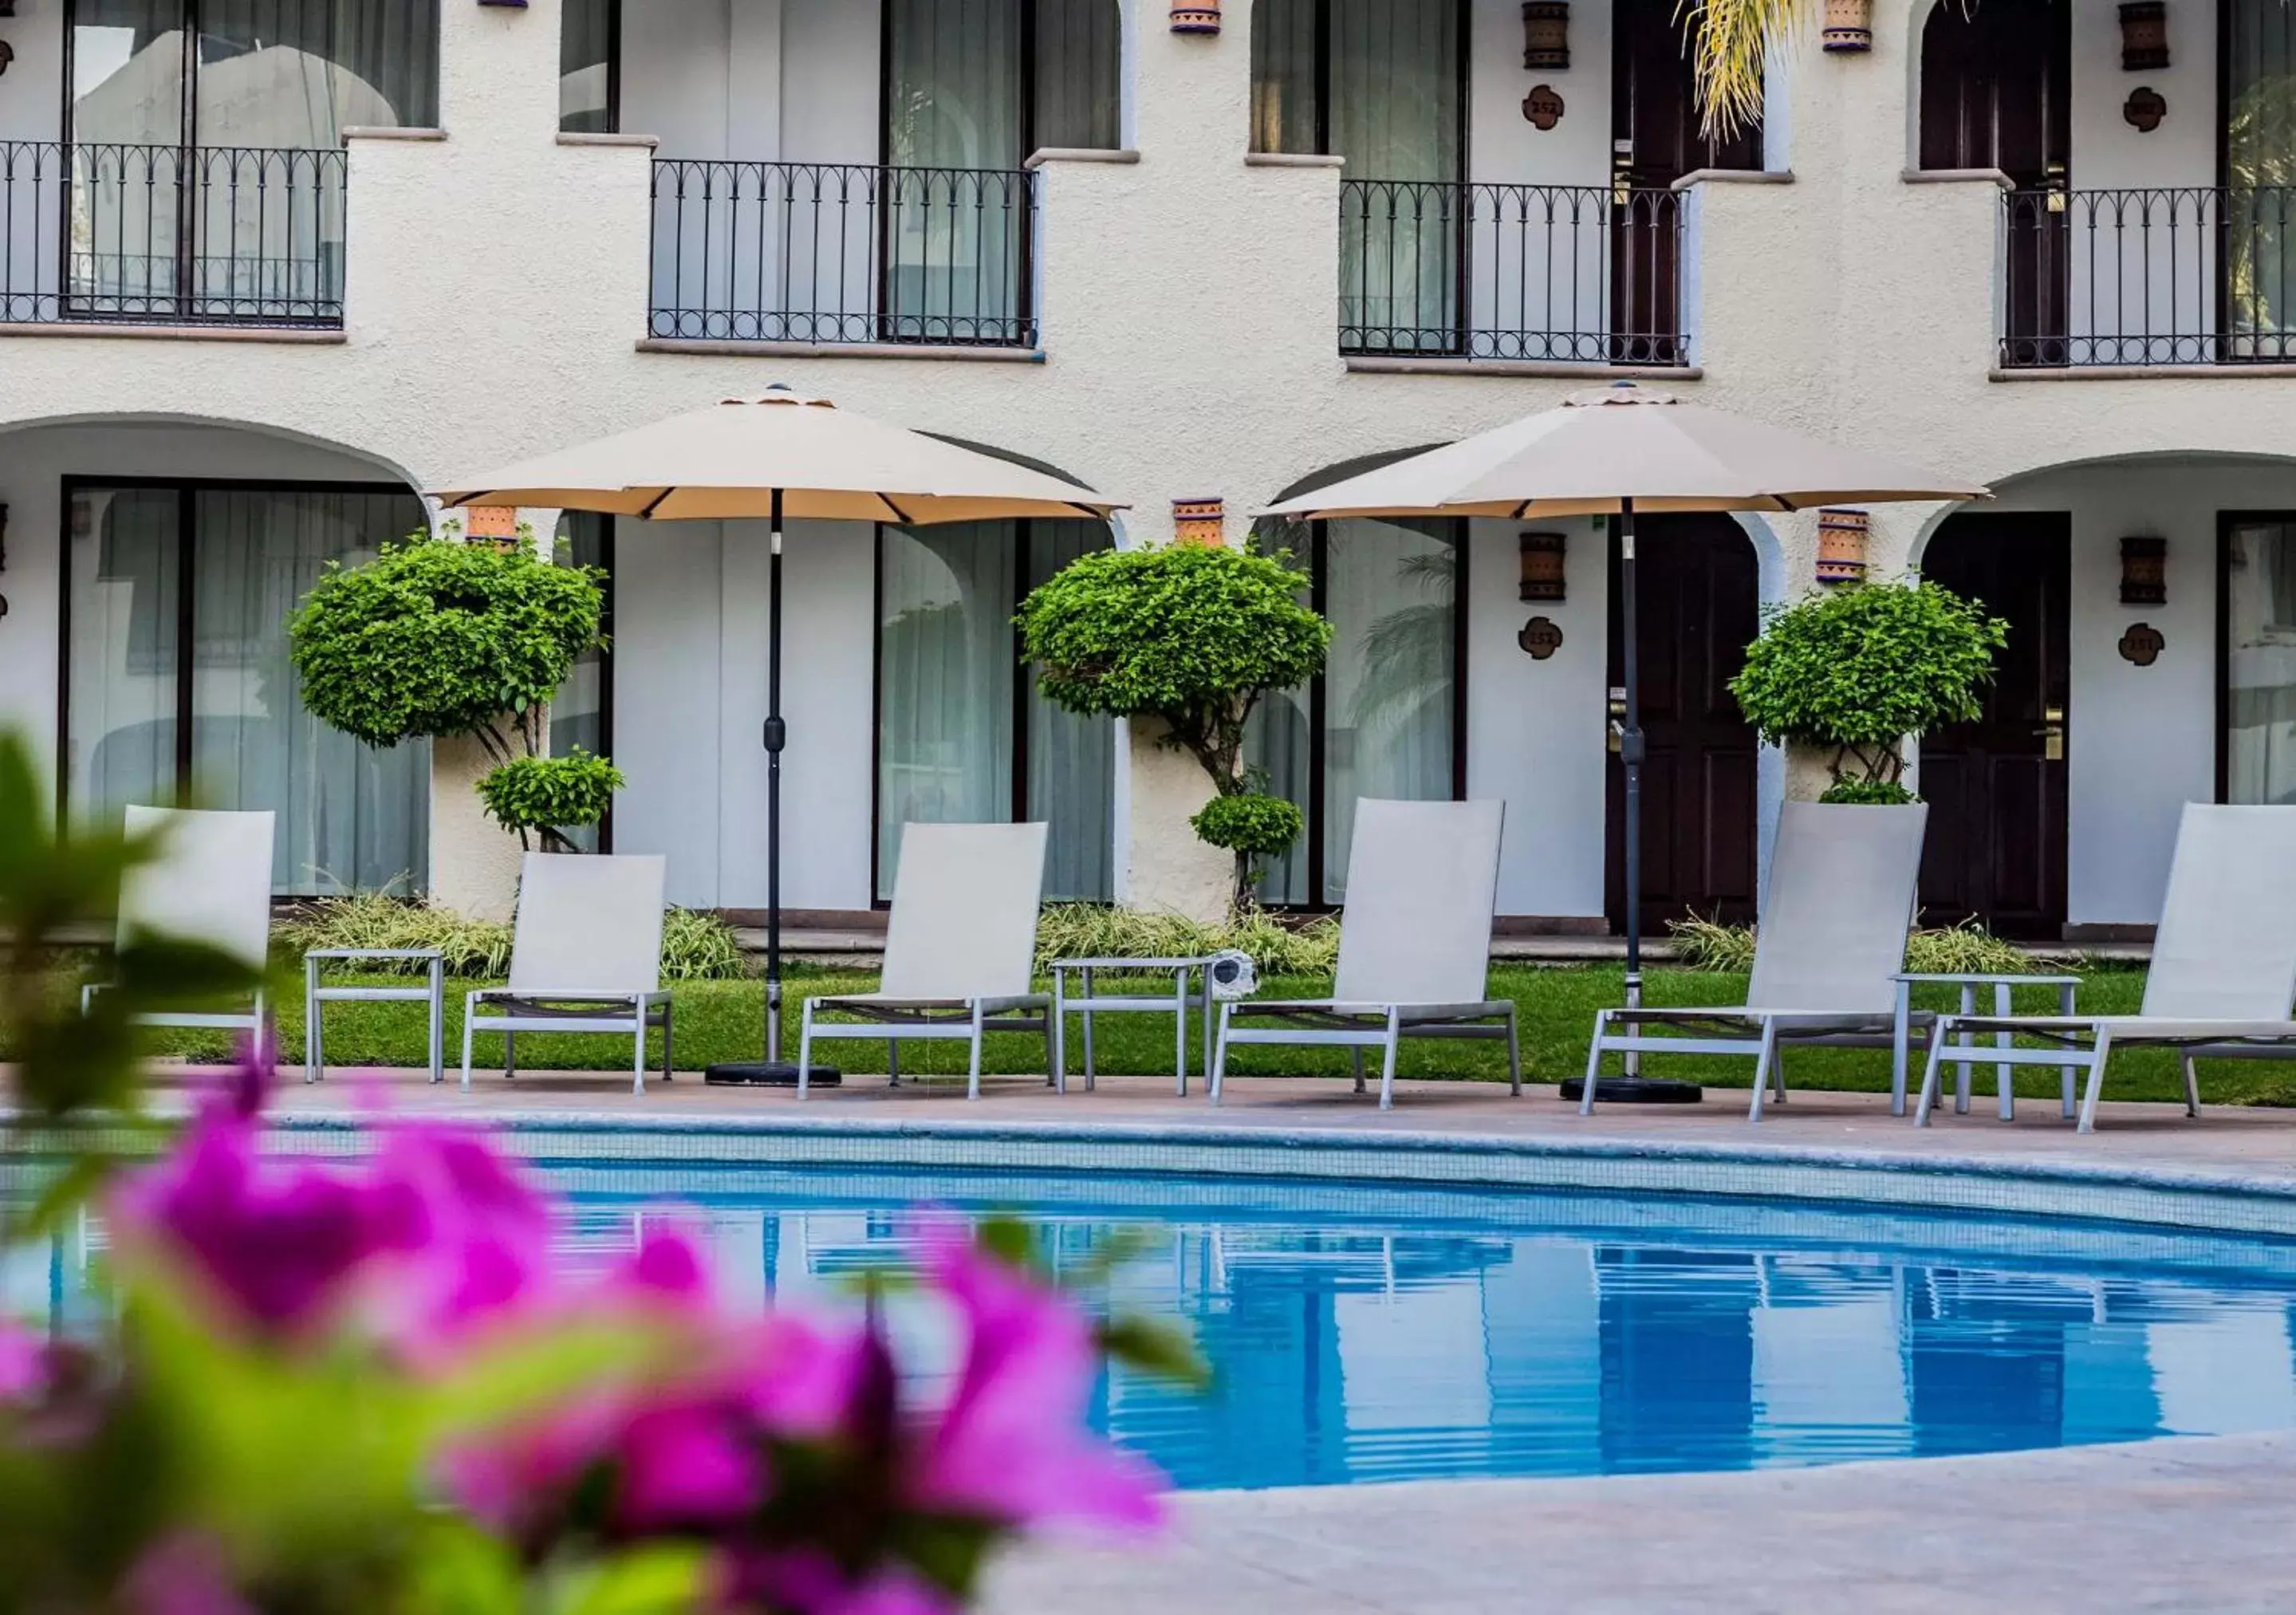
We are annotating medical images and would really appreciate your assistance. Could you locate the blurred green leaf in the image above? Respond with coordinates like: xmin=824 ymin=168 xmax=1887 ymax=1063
xmin=1097 ymin=1315 xmax=1210 ymax=1389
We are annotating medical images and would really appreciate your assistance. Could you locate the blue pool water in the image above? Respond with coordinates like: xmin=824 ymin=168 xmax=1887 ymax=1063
xmin=19 ymin=1157 xmax=2296 ymax=1491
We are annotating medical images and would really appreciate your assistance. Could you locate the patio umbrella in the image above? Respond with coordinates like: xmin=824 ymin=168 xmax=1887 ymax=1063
xmin=435 ymin=387 xmax=1126 ymax=1086
xmin=1264 ymin=381 xmax=1987 ymax=1101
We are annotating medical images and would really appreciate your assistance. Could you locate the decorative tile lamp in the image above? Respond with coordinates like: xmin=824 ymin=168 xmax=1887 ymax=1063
xmin=1522 ymin=2 xmax=1569 ymax=69
xmin=1518 ymin=532 xmax=1568 ymax=601
xmin=2120 ymin=536 xmax=2168 ymax=605
xmin=1822 ymin=0 xmax=1873 ymax=52
xmin=2121 ymin=1 xmax=2169 ymax=70
xmin=1816 ymin=509 xmax=1869 ymax=584
xmin=1174 ymin=498 xmax=1227 ymax=546
xmin=1171 ymin=2 xmax=1222 ymax=33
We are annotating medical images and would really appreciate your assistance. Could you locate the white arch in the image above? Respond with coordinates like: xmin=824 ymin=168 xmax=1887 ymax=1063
xmin=0 ymin=409 xmax=424 ymax=498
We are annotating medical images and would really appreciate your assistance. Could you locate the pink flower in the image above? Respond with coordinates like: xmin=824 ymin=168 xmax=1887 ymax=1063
xmin=909 ymin=1231 xmax=1164 ymax=1535
xmin=122 ymin=1534 xmax=256 ymax=1615
xmin=722 ymin=1551 xmax=956 ymax=1615
xmin=113 ymin=1109 xmax=382 ymax=1337
xmin=369 ymin=1124 xmax=555 ymax=1346
xmin=614 ymin=1392 xmax=767 ymax=1530
xmin=0 ymin=1317 xmax=44 ymax=1402
xmin=597 ymin=1223 xmax=716 ymax=1318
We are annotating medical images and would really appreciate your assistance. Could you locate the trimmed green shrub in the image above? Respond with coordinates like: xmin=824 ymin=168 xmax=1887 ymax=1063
xmin=1730 ymin=577 xmax=2007 ymax=798
xmin=1018 ymin=542 xmax=1330 ymax=904
xmin=1818 ymin=778 xmax=1920 ymax=806
xmin=1189 ymin=792 xmax=1304 ymax=885
xmin=289 ymin=527 xmax=612 ymax=856
xmin=1667 ymin=913 xmax=2047 ymax=975
xmin=473 ymin=750 xmax=625 ymax=841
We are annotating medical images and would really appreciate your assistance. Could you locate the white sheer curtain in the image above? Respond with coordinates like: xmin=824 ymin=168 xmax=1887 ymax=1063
xmin=1026 ymin=521 xmax=1115 ymax=900
xmin=552 ymin=511 xmax=612 ymax=853
xmin=2229 ymin=0 xmax=2296 ymax=350
xmin=66 ymin=489 xmax=181 ymax=820
xmin=884 ymin=0 xmax=1026 ymax=342
xmin=1321 ymin=519 xmax=1458 ymax=902
xmin=2227 ymin=521 xmax=2296 ymax=806
xmin=877 ymin=523 xmax=1017 ymax=900
xmin=66 ymin=483 xmax=428 ymax=896
xmin=191 ymin=489 xmax=430 ymax=893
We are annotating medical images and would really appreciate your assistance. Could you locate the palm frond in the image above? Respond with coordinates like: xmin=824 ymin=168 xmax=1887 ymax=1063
xmin=1682 ymin=0 xmax=1802 ymax=142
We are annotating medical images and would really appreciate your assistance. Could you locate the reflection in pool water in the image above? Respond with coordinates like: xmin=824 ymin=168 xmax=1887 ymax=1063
xmin=12 ymin=1164 xmax=2296 ymax=1491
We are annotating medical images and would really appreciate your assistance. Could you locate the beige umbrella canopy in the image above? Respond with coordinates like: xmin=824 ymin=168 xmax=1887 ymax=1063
xmin=435 ymin=388 xmax=1123 ymax=526
xmin=1264 ymin=380 xmax=1987 ymax=1101
xmin=1263 ymin=381 xmax=1987 ymax=521
xmin=432 ymin=386 xmax=1126 ymax=1088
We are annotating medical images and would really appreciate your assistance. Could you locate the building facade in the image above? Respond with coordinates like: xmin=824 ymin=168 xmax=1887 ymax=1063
xmin=0 ymin=0 xmax=2291 ymax=939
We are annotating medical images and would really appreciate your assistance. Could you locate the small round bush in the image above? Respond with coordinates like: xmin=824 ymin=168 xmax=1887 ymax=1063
xmin=289 ymin=533 xmax=605 ymax=751
xmin=1819 ymin=778 xmax=1919 ymax=806
xmin=475 ymin=750 xmax=625 ymax=842
xmin=1731 ymin=577 xmax=2007 ymax=797
xmin=1191 ymin=792 xmax=1305 ymax=862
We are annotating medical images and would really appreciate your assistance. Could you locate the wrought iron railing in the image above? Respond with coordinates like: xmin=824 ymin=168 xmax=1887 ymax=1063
xmin=2001 ymin=185 xmax=2296 ymax=367
xmin=1339 ymin=179 xmax=1688 ymax=365
xmin=649 ymin=159 xmax=1039 ymax=347
xmin=0 ymin=141 xmax=347 ymax=327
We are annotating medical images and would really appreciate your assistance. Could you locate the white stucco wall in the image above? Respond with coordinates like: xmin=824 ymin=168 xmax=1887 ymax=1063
xmin=0 ymin=0 xmax=2292 ymax=929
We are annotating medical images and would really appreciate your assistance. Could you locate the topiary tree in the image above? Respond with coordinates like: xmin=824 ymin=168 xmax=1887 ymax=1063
xmin=289 ymin=525 xmax=618 ymax=852
xmin=1729 ymin=576 xmax=2009 ymax=805
xmin=1018 ymin=542 xmax=1332 ymax=906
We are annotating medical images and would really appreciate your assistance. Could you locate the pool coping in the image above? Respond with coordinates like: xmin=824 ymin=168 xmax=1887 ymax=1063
xmin=19 ymin=1109 xmax=2296 ymax=1240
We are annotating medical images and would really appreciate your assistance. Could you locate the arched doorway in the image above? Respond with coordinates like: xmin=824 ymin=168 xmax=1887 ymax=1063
xmin=6 ymin=416 xmax=433 ymax=896
xmin=1606 ymin=514 xmax=1759 ymax=932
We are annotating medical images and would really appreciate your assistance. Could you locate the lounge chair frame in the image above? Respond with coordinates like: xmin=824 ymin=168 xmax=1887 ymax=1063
xmin=1210 ymin=800 xmax=1521 ymax=1112
xmin=83 ymin=807 xmax=276 ymax=1044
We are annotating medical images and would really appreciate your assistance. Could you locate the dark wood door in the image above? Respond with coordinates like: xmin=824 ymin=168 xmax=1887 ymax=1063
xmin=1917 ymin=514 xmax=2070 ymax=940
xmin=1607 ymin=514 xmax=1761 ymax=933
xmin=1920 ymin=0 xmax=2070 ymax=363
xmin=1609 ymin=0 xmax=1760 ymax=364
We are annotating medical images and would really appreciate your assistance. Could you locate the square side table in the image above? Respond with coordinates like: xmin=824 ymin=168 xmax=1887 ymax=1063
xmin=305 ymin=948 xmax=447 ymax=1085
xmin=1048 ymin=957 xmax=1215 ymax=1097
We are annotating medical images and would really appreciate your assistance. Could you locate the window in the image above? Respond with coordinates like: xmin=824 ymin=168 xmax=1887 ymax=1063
xmin=63 ymin=480 xmax=432 ymax=896
xmin=552 ymin=511 xmax=615 ymax=853
xmin=1250 ymin=518 xmax=1466 ymax=906
xmin=559 ymin=0 xmax=617 ymax=134
xmin=876 ymin=519 xmax=1115 ymax=902
xmin=2224 ymin=515 xmax=2296 ymax=806
xmin=1251 ymin=0 xmax=1466 ymax=351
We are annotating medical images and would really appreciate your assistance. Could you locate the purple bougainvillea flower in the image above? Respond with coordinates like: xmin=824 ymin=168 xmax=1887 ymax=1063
xmin=612 ymin=1392 xmax=767 ymax=1530
xmin=0 ymin=1317 xmax=45 ymax=1402
xmin=368 ymin=1124 xmax=556 ymax=1348
xmin=218 ymin=1030 xmax=275 ymax=1122
xmin=113 ymin=1109 xmax=382 ymax=1337
xmin=598 ymin=1222 xmax=716 ymax=1317
xmin=722 ymin=1550 xmax=957 ymax=1615
xmin=909 ymin=1231 xmax=1164 ymax=1535
xmin=121 ymin=1534 xmax=257 ymax=1615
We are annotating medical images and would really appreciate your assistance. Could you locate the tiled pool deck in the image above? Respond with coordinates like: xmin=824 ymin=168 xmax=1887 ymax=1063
xmin=100 ymin=1066 xmax=2296 ymax=1610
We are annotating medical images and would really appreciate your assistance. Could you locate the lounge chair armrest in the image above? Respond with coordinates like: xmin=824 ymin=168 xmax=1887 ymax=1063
xmin=1895 ymin=972 xmax=2083 ymax=986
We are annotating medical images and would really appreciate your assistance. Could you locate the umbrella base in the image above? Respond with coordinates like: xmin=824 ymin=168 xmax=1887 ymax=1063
xmin=1558 ymin=1076 xmax=1703 ymax=1105
xmin=704 ymin=1062 xmax=842 ymax=1088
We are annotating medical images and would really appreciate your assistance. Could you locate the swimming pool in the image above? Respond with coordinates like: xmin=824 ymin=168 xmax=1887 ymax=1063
xmin=16 ymin=1152 xmax=2296 ymax=1491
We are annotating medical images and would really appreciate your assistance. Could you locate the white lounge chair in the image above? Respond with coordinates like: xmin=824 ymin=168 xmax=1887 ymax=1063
xmin=460 ymin=853 xmax=673 ymax=1095
xmin=1916 ymin=803 xmax=2296 ymax=1134
xmin=85 ymin=806 xmax=277 ymax=1038
xmin=1581 ymin=802 xmax=1936 ymax=1123
xmin=798 ymin=822 xmax=1053 ymax=1100
xmin=1209 ymin=799 xmax=1520 ymax=1112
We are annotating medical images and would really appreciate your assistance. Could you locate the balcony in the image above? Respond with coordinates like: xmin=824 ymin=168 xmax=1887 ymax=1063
xmin=1337 ymin=180 xmax=1690 ymax=368
xmin=0 ymin=142 xmax=348 ymax=330
xmin=1999 ymin=186 xmax=2296 ymax=369
xmin=647 ymin=160 xmax=1041 ymax=350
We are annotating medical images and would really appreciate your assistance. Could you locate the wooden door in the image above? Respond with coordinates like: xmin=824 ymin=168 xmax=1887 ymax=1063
xmin=1609 ymin=0 xmax=1760 ymax=364
xmin=1920 ymin=0 xmax=2070 ymax=363
xmin=1607 ymin=515 xmax=1761 ymax=933
xmin=1917 ymin=514 xmax=2070 ymax=939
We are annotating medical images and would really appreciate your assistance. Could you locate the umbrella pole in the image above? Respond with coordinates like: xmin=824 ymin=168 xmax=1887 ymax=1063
xmin=707 ymin=486 xmax=840 ymax=1087
xmin=1569 ymin=496 xmax=1699 ymax=1106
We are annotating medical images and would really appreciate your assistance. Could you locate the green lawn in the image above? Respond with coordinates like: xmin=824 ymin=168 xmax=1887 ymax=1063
xmin=114 ymin=960 xmax=2296 ymax=1109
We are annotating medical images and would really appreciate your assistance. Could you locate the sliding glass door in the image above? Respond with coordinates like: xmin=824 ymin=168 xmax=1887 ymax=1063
xmin=876 ymin=519 xmax=1115 ymax=901
xmin=1254 ymin=0 xmax=1466 ymax=353
xmin=880 ymin=0 xmax=1120 ymax=343
xmin=2224 ymin=515 xmax=2296 ymax=804
xmin=1250 ymin=517 xmax=1465 ymax=906
xmin=2227 ymin=0 xmax=2296 ymax=356
xmin=65 ymin=0 xmax=438 ymax=320
xmin=64 ymin=481 xmax=431 ymax=894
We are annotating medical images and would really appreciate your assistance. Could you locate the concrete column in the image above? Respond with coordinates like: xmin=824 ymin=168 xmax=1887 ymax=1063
xmin=1123 ymin=718 xmax=1233 ymax=923
xmin=431 ymin=734 xmax=526 ymax=922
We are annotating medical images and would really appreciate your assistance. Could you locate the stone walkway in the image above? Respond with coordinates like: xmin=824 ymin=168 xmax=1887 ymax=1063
xmin=987 ymin=1433 xmax=2296 ymax=1614
xmin=207 ymin=1066 xmax=2296 ymax=1186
